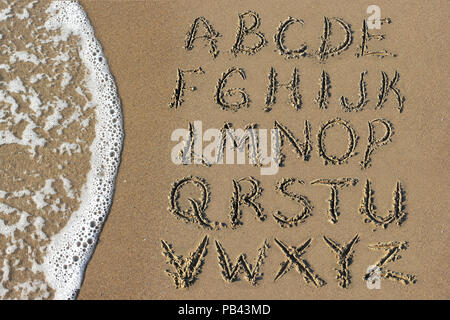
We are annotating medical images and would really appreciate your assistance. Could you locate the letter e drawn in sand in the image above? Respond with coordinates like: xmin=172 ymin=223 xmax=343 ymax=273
xmin=215 ymin=239 xmax=269 ymax=286
xmin=160 ymin=235 xmax=209 ymax=289
xmin=272 ymin=178 xmax=313 ymax=228
xmin=364 ymin=241 xmax=417 ymax=285
xmin=274 ymin=238 xmax=325 ymax=288
xmin=359 ymin=180 xmax=407 ymax=230
xmin=323 ymin=234 xmax=359 ymax=288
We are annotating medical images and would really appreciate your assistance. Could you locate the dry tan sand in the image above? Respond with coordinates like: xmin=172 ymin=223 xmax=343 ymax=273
xmin=77 ymin=0 xmax=449 ymax=299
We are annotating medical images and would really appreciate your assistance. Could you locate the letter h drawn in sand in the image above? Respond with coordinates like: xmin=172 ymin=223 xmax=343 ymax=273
xmin=161 ymin=235 xmax=209 ymax=289
xmin=274 ymin=238 xmax=325 ymax=287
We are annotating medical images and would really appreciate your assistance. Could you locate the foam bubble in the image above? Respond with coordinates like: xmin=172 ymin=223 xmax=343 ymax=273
xmin=41 ymin=1 xmax=124 ymax=299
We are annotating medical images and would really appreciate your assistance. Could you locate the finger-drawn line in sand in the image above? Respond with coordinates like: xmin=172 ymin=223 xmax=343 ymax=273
xmin=215 ymin=239 xmax=269 ymax=285
xmin=185 ymin=17 xmax=220 ymax=58
xmin=231 ymin=11 xmax=267 ymax=56
xmin=317 ymin=17 xmax=352 ymax=62
xmin=175 ymin=122 xmax=212 ymax=166
xmin=215 ymin=67 xmax=250 ymax=111
xmin=273 ymin=178 xmax=313 ymax=228
xmin=311 ymin=178 xmax=358 ymax=224
xmin=356 ymin=18 xmax=395 ymax=58
xmin=315 ymin=70 xmax=331 ymax=109
xmin=229 ymin=177 xmax=264 ymax=229
xmin=364 ymin=241 xmax=416 ymax=285
xmin=265 ymin=67 xmax=302 ymax=111
xmin=361 ymin=118 xmax=394 ymax=169
xmin=376 ymin=71 xmax=405 ymax=112
xmin=217 ymin=122 xmax=260 ymax=166
xmin=340 ymin=71 xmax=368 ymax=112
xmin=274 ymin=120 xmax=312 ymax=165
xmin=168 ymin=176 xmax=222 ymax=229
xmin=359 ymin=180 xmax=407 ymax=229
xmin=169 ymin=67 xmax=204 ymax=109
xmin=161 ymin=235 xmax=209 ymax=289
xmin=274 ymin=17 xmax=307 ymax=59
xmin=323 ymin=234 xmax=359 ymax=288
xmin=274 ymin=238 xmax=325 ymax=287
xmin=317 ymin=118 xmax=358 ymax=165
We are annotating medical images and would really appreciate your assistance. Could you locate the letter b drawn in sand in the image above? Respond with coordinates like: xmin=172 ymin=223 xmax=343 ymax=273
xmin=161 ymin=235 xmax=209 ymax=289
xmin=274 ymin=238 xmax=325 ymax=287
xmin=215 ymin=239 xmax=269 ymax=286
xmin=231 ymin=11 xmax=267 ymax=56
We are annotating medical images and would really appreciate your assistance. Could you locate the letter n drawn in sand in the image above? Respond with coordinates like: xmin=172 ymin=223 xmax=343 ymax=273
xmin=323 ymin=234 xmax=359 ymax=288
xmin=364 ymin=241 xmax=417 ymax=285
xmin=274 ymin=238 xmax=325 ymax=287
xmin=160 ymin=235 xmax=209 ymax=289
xmin=215 ymin=239 xmax=269 ymax=286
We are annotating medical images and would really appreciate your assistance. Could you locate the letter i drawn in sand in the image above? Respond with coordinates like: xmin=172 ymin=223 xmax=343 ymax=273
xmin=160 ymin=235 xmax=209 ymax=289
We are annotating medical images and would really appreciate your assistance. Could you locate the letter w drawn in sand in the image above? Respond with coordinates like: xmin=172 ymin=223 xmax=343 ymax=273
xmin=274 ymin=238 xmax=325 ymax=287
xmin=323 ymin=234 xmax=359 ymax=288
xmin=364 ymin=241 xmax=416 ymax=285
xmin=215 ymin=239 xmax=269 ymax=286
xmin=161 ymin=235 xmax=209 ymax=289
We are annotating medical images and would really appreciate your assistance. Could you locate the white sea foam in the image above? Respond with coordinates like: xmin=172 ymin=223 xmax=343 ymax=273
xmin=40 ymin=1 xmax=124 ymax=299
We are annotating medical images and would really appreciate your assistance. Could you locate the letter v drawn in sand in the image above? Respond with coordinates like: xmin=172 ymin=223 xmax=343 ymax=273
xmin=274 ymin=238 xmax=325 ymax=287
xmin=161 ymin=235 xmax=209 ymax=289
xmin=323 ymin=234 xmax=359 ymax=288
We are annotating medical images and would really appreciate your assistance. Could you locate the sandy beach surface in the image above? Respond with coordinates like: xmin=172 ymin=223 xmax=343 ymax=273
xmin=76 ymin=0 xmax=449 ymax=299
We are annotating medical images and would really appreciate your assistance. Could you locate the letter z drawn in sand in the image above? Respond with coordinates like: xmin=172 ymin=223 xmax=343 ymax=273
xmin=364 ymin=241 xmax=416 ymax=285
